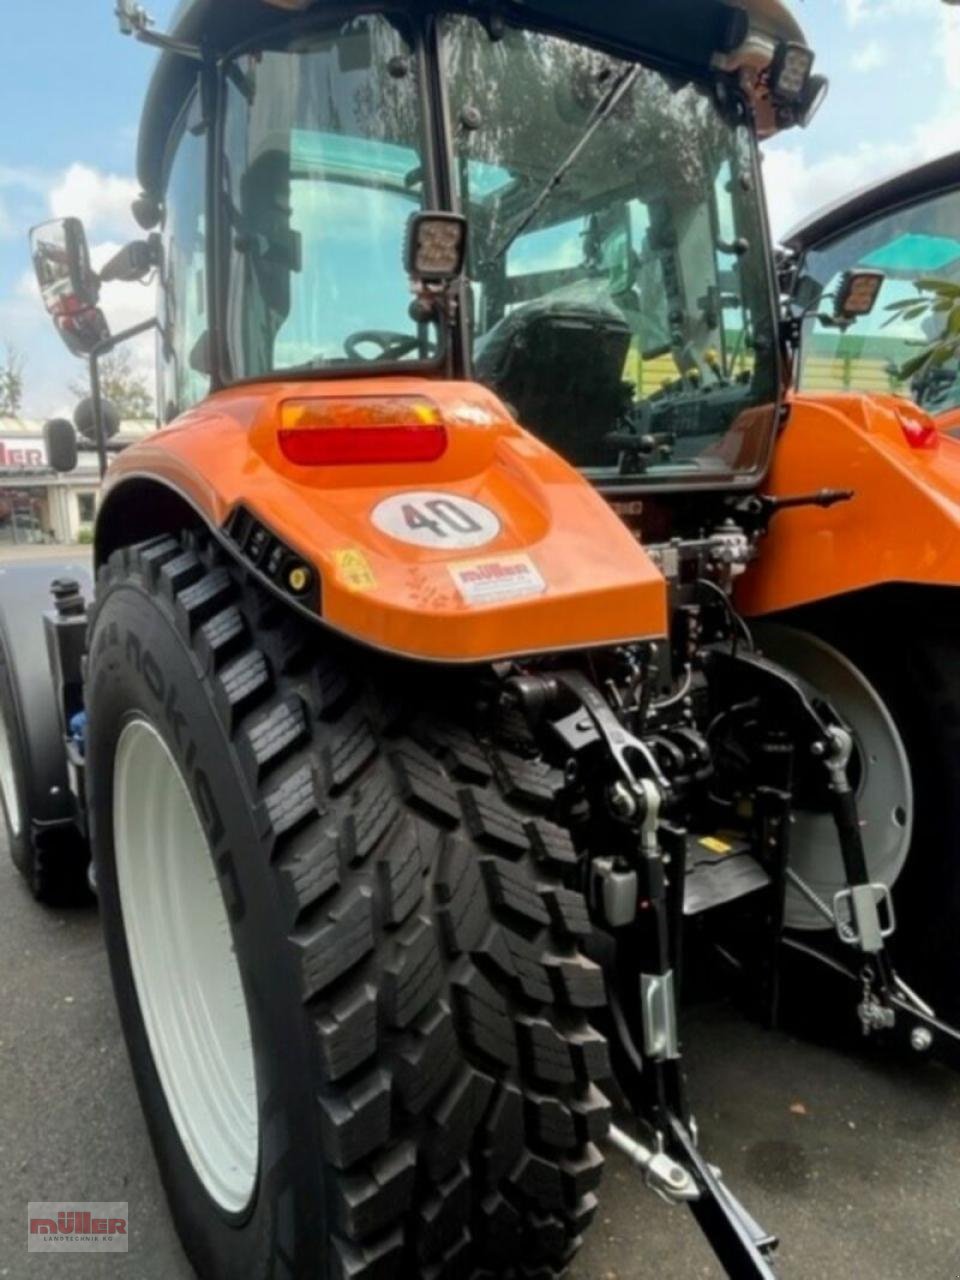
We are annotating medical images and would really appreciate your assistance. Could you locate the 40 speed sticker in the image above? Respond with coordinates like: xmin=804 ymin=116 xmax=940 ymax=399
xmin=371 ymin=492 xmax=501 ymax=550
xmin=449 ymin=554 xmax=546 ymax=606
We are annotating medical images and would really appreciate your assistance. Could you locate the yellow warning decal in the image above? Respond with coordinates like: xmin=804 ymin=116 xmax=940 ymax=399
xmin=333 ymin=549 xmax=377 ymax=593
xmin=698 ymin=836 xmax=733 ymax=856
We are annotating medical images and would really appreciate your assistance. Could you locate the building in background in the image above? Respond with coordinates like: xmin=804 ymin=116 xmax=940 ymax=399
xmin=0 ymin=418 xmax=153 ymax=545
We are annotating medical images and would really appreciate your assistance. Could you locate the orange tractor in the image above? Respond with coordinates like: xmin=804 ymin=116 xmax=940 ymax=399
xmin=3 ymin=1 xmax=960 ymax=1277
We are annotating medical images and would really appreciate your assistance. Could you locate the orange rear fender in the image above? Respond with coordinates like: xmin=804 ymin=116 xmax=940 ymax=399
xmin=737 ymin=392 xmax=960 ymax=617
xmin=103 ymin=378 xmax=667 ymax=662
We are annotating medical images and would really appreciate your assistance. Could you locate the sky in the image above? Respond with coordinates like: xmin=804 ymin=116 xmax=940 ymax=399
xmin=1 ymin=0 xmax=958 ymax=419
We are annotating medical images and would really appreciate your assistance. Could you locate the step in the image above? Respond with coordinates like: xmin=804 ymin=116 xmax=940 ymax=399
xmin=683 ymin=833 xmax=771 ymax=917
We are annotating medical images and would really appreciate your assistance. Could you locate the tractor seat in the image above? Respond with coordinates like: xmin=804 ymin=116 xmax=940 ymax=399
xmin=473 ymin=297 xmax=632 ymax=467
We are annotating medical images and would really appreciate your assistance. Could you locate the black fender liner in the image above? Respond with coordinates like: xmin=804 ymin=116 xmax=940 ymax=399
xmin=0 ymin=559 xmax=93 ymax=831
xmin=96 ymin=473 xmax=324 ymax=630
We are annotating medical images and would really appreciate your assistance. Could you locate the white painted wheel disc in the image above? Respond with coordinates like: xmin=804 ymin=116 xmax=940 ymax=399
xmin=0 ymin=703 xmax=22 ymax=838
xmin=113 ymin=719 xmax=259 ymax=1213
xmin=755 ymin=623 xmax=913 ymax=932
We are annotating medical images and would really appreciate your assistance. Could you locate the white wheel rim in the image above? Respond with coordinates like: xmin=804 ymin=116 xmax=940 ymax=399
xmin=113 ymin=719 xmax=259 ymax=1213
xmin=0 ymin=704 xmax=23 ymax=838
xmin=755 ymin=623 xmax=913 ymax=932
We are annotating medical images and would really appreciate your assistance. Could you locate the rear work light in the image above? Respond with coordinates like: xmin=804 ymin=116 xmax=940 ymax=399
xmin=278 ymin=396 xmax=448 ymax=466
xmin=895 ymin=408 xmax=939 ymax=451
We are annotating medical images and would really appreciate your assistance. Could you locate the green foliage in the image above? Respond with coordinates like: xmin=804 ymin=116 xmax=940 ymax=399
xmin=885 ymin=278 xmax=960 ymax=382
xmin=76 ymin=528 xmax=95 ymax=545
xmin=0 ymin=342 xmax=25 ymax=418
xmin=70 ymin=347 xmax=154 ymax=422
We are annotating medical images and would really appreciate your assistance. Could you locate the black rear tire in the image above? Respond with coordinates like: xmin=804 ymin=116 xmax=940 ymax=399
xmin=87 ymin=533 xmax=610 ymax=1280
xmin=0 ymin=644 xmax=90 ymax=905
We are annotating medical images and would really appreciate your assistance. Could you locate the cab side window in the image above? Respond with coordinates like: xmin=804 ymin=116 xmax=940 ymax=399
xmin=158 ymin=90 xmax=209 ymax=421
xmin=801 ymin=186 xmax=960 ymax=410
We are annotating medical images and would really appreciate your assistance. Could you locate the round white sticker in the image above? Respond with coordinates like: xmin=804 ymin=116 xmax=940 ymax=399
xmin=371 ymin=492 xmax=502 ymax=550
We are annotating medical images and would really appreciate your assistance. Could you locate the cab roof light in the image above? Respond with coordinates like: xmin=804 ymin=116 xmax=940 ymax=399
xmin=896 ymin=408 xmax=939 ymax=451
xmin=770 ymin=41 xmax=815 ymax=104
xmin=278 ymin=396 xmax=448 ymax=466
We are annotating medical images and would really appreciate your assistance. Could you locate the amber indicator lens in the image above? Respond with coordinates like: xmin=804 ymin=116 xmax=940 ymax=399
xmin=278 ymin=396 xmax=448 ymax=466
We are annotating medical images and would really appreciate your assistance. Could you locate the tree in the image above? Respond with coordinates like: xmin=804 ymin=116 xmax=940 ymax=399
xmin=885 ymin=278 xmax=960 ymax=391
xmin=70 ymin=347 xmax=154 ymax=422
xmin=0 ymin=342 xmax=25 ymax=419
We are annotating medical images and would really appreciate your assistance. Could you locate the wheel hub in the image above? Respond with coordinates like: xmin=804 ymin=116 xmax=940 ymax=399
xmin=754 ymin=624 xmax=913 ymax=932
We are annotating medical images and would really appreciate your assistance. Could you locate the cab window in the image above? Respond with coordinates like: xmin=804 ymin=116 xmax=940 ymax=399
xmin=800 ymin=187 xmax=960 ymax=413
xmin=221 ymin=15 xmax=432 ymax=380
xmin=158 ymin=89 xmax=209 ymax=421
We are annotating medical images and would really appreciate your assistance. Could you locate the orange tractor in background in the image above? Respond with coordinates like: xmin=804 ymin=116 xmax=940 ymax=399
xmin=2 ymin=1 xmax=960 ymax=1277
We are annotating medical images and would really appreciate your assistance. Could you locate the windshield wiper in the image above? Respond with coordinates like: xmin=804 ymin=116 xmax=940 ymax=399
xmin=487 ymin=62 xmax=642 ymax=264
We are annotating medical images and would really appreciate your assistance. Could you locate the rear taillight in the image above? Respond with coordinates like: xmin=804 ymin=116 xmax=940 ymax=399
xmin=896 ymin=408 xmax=939 ymax=451
xmin=278 ymin=396 xmax=448 ymax=466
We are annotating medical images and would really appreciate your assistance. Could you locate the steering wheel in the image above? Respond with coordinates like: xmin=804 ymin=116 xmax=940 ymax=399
xmin=344 ymin=330 xmax=421 ymax=362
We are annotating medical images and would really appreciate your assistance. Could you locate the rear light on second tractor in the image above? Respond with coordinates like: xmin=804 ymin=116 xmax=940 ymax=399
xmin=895 ymin=408 xmax=939 ymax=451
xmin=278 ymin=396 xmax=448 ymax=466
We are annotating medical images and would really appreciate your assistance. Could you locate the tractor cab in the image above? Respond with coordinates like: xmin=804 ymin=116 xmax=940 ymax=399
xmin=784 ymin=151 xmax=960 ymax=426
xmin=33 ymin=0 xmax=825 ymax=492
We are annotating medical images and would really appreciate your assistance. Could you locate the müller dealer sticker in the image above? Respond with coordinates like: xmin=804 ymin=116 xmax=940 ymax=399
xmin=448 ymin=554 xmax=547 ymax=605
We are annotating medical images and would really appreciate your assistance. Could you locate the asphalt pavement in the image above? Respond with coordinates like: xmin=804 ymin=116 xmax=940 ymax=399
xmin=1 ymin=837 xmax=959 ymax=1280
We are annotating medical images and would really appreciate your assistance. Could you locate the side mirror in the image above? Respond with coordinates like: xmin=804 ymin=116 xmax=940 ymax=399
xmin=43 ymin=419 xmax=79 ymax=474
xmin=29 ymin=217 xmax=111 ymax=358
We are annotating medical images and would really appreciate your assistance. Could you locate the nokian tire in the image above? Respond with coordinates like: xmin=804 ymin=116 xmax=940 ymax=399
xmin=86 ymin=533 xmax=611 ymax=1280
xmin=0 ymin=643 xmax=90 ymax=906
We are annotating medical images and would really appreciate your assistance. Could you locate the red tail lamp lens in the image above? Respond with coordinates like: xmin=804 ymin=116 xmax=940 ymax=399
xmin=896 ymin=409 xmax=939 ymax=451
xmin=278 ymin=397 xmax=448 ymax=466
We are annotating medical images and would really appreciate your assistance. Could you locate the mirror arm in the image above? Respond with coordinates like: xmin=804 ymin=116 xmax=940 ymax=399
xmin=115 ymin=2 xmax=201 ymax=60
xmin=130 ymin=30 xmax=202 ymax=60
xmin=88 ymin=317 xmax=159 ymax=479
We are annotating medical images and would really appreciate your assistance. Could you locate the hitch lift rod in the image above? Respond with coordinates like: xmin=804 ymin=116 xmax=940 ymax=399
xmin=545 ymin=670 xmax=781 ymax=1280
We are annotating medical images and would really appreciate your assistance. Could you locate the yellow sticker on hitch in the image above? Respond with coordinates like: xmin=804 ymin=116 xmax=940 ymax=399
xmin=333 ymin=549 xmax=377 ymax=594
xmin=699 ymin=836 xmax=733 ymax=856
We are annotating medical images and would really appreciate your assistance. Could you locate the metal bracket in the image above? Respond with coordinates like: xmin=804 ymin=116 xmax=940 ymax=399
xmin=834 ymin=882 xmax=895 ymax=954
xmin=641 ymin=971 xmax=680 ymax=1061
xmin=555 ymin=669 xmax=671 ymax=798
